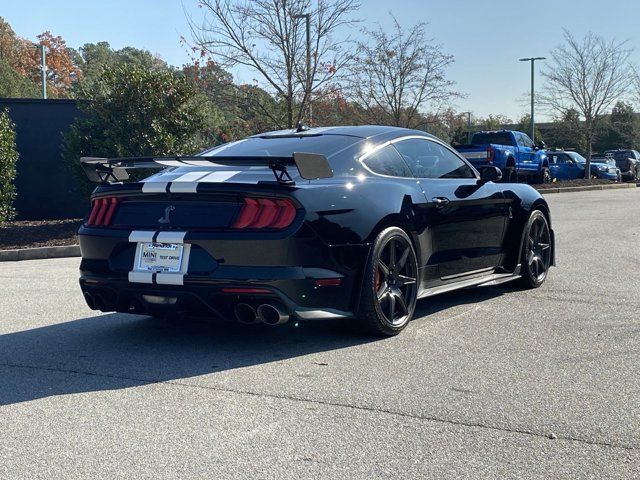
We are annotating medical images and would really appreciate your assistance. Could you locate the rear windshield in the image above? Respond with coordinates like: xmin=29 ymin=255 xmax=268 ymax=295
xmin=471 ymin=132 xmax=514 ymax=146
xmin=606 ymin=150 xmax=634 ymax=160
xmin=201 ymin=135 xmax=362 ymax=160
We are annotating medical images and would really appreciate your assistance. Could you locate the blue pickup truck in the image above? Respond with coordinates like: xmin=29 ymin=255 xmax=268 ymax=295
xmin=454 ymin=130 xmax=550 ymax=183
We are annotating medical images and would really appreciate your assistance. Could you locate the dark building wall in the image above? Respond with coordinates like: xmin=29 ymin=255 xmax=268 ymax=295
xmin=0 ymin=98 xmax=88 ymax=220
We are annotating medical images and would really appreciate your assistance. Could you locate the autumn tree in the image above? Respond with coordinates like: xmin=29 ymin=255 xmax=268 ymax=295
xmin=424 ymin=109 xmax=470 ymax=145
xmin=347 ymin=16 xmax=457 ymax=128
xmin=189 ymin=0 xmax=359 ymax=128
xmin=13 ymin=31 xmax=82 ymax=97
xmin=541 ymin=30 xmax=633 ymax=176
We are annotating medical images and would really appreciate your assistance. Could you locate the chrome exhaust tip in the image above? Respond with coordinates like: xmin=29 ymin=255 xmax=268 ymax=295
xmin=256 ymin=303 xmax=289 ymax=326
xmin=234 ymin=303 xmax=260 ymax=324
xmin=83 ymin=292 xmax=96 ymax=310
xmin=93 ymin=293 xmax=106 ymax=312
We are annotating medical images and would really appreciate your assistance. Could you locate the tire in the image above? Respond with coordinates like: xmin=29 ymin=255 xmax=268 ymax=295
xmin=356 ymin=227 xmax=419 ymax=336
xmin=519 ymin=210 xmax=552 ymax=289
xmin=536 ymin=167 xmax=551 ymax=184
xmin=504 ymin=163 xmax=517 ymax=183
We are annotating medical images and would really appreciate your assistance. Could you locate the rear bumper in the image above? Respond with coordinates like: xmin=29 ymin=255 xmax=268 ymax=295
xmin=78 ymin=226 xmax=369 ymax=321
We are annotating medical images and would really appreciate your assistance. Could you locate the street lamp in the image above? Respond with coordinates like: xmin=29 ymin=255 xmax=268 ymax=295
xmin=518 ymin=56 xmax=545 ymax=144
xmin=31 ymin=44 xmax=47 ymax=99
xmin=293 ymin=12 xmax=312 ymax=125
xmin=462 ymin=111 xmax=472 ymax=143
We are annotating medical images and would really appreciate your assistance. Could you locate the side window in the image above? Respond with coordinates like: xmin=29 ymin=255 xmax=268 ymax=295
xmin=520 ymin=133 xmax=534 ymax=148
xmin=515 ymin=133 xmax=526 ymax=147
xmin=362 ymin=145 xmax=413 ymax=177
xmin=393 ymin=138 xmax=475 ymax=179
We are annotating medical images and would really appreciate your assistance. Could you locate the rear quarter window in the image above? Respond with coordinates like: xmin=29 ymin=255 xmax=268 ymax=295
xmin=362 ymin=145 xmax=413 ymax=177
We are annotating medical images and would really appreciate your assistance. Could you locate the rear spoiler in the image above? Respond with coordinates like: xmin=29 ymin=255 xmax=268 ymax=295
xmin=79 ymin=153 xmax=333 ymax=185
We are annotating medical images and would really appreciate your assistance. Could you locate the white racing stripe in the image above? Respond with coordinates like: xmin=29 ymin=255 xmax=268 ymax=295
xmin=155 ymin=231 xmax=187 ymax=244
xmin=169 ymin=182 xmax=199 ymax=193
xmin=142 ymin=182 xmax=169 ymax=193
xmin=198 ymin=171 xmax=241 ymax=183
xmin=156 ymin=273 xmax=184 ymax=285
xmin=128 ymin=271 xmax=153 ymax=284
xmin=173 ymin=171 xmax=212 ymax=182
xmin=129 ymin=230 xmax=155 ymax=243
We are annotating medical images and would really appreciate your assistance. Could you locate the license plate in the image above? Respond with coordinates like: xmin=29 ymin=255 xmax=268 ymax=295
xmin=136 ymin=243 xmax=184 ymax=273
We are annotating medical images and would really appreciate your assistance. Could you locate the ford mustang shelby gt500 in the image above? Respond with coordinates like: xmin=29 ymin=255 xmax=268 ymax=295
xmin=78 ymin=125 xmax=555 ymax=336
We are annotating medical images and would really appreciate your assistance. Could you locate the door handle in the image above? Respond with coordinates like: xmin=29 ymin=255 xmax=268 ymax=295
xmin=432 ymin=197 xmax=450 ymax=207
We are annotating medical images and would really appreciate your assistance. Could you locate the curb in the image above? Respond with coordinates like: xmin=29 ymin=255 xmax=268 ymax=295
xmin=0 ymin=245 xmax=80 ymax=262
xmin=539 ymin=183 xmax=638 ymax=195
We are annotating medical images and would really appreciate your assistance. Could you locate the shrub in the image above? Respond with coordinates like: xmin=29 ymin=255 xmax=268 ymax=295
xmin=0 ymin=109 xmax=18 ymax=221
xmin=63 ymin=63 xmax=213 ymax=196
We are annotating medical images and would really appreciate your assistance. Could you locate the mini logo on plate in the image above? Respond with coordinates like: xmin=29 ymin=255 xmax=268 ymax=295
xmin=158 ymin=205 xmax=175 ymax=224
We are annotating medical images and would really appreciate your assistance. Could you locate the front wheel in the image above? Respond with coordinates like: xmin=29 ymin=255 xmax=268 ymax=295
xmin=356 ymin=227 xmax=419 ymax=336
xmin=519 ymin=210 xmax=552 ymax=289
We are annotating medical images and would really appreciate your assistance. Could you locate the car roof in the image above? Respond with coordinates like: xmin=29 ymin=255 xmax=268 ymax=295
xmin=254 ymin=125 xmax=435 ymax=141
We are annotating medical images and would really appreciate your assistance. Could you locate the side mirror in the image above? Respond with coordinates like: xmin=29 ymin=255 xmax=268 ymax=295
xmin=535 ymin=141 xmax=546 ymax=150
xmin=479 ymin=166 xmax=502 ymax=183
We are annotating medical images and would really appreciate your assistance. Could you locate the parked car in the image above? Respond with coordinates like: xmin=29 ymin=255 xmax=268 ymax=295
xmin=453 ymin=130 xmax=550 ymax=183
xmin=547 ymin=149 xmax=621 ymax=181
xmin=604 ymin=149 xmax=640 ymax=181
xmin=78 ymin=126 xmax=555 ymax=337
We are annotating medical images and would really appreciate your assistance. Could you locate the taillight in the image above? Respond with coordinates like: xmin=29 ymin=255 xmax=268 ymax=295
xmin=486 ymin=146 xmax=494 ymax=163
xmin=232 ymin=197 xmax=297 ymax=229
xmin=86 ymin=197 xmax=121 ymax=227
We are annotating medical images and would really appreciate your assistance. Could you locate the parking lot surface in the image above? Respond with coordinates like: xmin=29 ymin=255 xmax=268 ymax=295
xmin=0 ymin=189 xmax=638 ymax=479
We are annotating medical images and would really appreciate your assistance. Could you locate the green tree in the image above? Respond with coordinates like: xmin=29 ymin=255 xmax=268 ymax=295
xmin=181 ymin=59 xmax=280 ymax=141
xmin=546 ymin=109 xmax=587 ymax=153
xmin=0 ymin=109 xmax=18 ymax=221
xmin=74 ymin=41 xmax=170 ymax=94
xmin=595 ymin=101 xmax=639 ymax=151
xmin=0 ymin=59 xmax=39 ymax=97
xmin=516 ymin=114 xmax=543 ymax=143
xmin=477 ymin=114 xmax=512 ymax=131
xmin=63 ymin=64 xmax=212 ymax=194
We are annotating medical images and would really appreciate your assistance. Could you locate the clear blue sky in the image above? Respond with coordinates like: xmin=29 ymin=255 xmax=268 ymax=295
xmin=2 ymin=0 xmax=638 ymax=121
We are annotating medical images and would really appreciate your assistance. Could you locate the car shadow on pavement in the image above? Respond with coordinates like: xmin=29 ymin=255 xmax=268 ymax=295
xmin=0 ymin=285 xmax=515 ymax=406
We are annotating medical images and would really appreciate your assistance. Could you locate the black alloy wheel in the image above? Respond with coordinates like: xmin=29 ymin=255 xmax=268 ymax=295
xmin=520 ymin=210 xmax=551 ymax=288
xmin=357 ymin=227 xmax=418 ymax=336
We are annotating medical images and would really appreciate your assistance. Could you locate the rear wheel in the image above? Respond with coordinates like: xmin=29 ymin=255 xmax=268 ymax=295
xmin=504 ymin=162 xmax=517 ymax=183
xmin=519 ymin=210 xmax=551 ymax=288
xmin=536 ymin=167 xmax=552 ymax=184
xmin=357 ymin=227 xmax=418 ymax=336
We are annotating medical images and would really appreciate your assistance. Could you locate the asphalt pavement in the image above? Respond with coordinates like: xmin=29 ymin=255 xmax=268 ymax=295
xmin=0 ymin=189 xmax=638 ymax=479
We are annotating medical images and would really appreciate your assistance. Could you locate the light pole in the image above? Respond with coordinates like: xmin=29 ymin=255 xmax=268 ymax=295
xmin=462 ymin=111 xmax=472 ymax=143
xmin=293 ymin=13 xmax=312 ymax=125
xmin=34 ymin=44 xmax=47 ymax=99
xmin=518 ymin=56 xmax=545 ymax=144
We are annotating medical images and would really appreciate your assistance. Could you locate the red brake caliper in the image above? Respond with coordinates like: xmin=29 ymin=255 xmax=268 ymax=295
xmin=374 ymin=266 xmax=382 ymax=291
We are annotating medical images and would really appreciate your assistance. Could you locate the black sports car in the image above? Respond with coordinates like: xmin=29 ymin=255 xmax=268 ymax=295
xmin=78 ymin=125 xmax=555 ymax=336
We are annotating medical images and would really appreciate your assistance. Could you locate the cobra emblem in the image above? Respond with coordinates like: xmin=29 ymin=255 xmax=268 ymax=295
xmin=158 ymin=205 xmax=175 ymax=224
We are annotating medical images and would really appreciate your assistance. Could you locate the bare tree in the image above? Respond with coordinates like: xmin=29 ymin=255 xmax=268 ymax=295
xmin=346 ymin=16 xmax=457 ymax=129
xmin=541 ymin=29 xmax=633 ymax=176
xmin=188 ymin=0 xmax=359 ymax=129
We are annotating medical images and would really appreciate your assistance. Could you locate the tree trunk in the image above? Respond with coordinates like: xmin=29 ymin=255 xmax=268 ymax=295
xmin=585 ymin=131 xmax=592 ymax=179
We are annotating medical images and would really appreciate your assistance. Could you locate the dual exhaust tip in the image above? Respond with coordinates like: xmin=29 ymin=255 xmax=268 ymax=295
xmin=234 ymin=303 xmax=289 ymax=326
